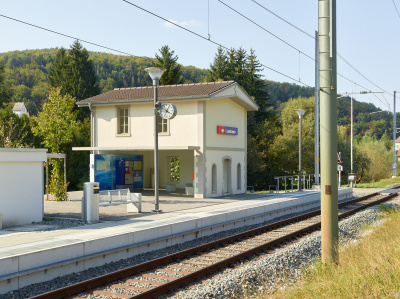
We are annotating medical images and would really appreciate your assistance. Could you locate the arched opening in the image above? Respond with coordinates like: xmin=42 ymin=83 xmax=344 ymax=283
xmin=212 ymin=164 xmax=217 ymax=194
xmin=237 ymin=163 xmax=241 ymax=190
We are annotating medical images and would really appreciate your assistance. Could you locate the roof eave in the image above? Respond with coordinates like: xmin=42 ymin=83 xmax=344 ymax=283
xmin=77 ymin=95 xmax=211 ymax=107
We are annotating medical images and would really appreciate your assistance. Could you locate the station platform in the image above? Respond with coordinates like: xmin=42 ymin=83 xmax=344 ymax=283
xmin=0 ymin=188 xmax=353 ymax=294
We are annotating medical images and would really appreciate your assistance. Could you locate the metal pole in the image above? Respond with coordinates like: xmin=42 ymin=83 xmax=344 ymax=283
xmin=350 ymin=90 xmax=353 ymax=187
xmin=394 ymin=91 xmax=397 ymax=177
xmin=299 ymin=115 xmax=303 ymax=191
xmin=46 ymin=161 xmax=48 ymax=201
xmin=315 ymin=30 xmax=320 ymax=185
xmin=154 ymin=79 xmax=161 ymax=212
xmin=64 ymin=154 xmax=67 ymax=197
xmin=319 ymin=0 xmax=339 ymax=264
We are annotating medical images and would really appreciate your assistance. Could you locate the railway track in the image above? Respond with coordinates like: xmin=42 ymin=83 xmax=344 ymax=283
xmin=31 ymin=189 xmax=399 ymax=299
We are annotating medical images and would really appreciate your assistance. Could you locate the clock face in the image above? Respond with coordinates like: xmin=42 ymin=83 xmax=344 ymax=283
xmin=159 ymin=103 xmax=177 ymax=119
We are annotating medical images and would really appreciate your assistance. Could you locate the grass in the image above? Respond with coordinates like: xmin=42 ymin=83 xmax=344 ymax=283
xmin=251 ymin=205 xmax=400 ymax=299
xmin=355 ymin=176 xmax=400 ymax=188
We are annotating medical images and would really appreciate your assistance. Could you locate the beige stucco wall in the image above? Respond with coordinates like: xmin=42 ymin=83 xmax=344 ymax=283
xmin=203 ymin=150 xmax=246 ymax=198
xmin=0 ymin=148 xmax=47 ymax=227
xmin=91 ymin=94 xmax=249 ymax=198
xmin=94 ymin=101 xmax=203 ymax=149
xmin=157 ymin=150 xmax=194 ymax=189
xmin=205 ymin=98 xmax=246 ymax=149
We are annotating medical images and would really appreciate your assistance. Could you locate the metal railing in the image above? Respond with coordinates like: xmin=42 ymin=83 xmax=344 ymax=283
xmin=98 ymin=189 xmax=140 ymax=206
xmin=272 ymin=174 xmax=317 ymax=193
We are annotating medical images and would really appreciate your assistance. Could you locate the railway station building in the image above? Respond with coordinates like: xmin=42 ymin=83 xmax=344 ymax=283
xmin=73 ymin=81 xmax=258 ymax=198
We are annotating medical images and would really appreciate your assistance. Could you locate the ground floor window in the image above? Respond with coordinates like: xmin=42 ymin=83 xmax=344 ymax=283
xmin=169 ymin=157 xmax=180 ymax=182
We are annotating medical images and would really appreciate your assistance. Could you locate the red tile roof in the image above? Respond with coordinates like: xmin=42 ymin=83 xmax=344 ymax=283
xmin=78 ymin=81 xmax=236 ymax=105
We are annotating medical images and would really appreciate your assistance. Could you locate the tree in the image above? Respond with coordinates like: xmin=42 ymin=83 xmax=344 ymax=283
xmin=0 ymin=108 xmax=32 ymax=147
xmin=48 ymin=41 xmax=100 ymax=120
xmin=48 ymin=48 xmax=70 ymax=95
xmin=32 ymin=88 xmax=78 ymax=201
xmin=354 ymin=133 xmax=392 ymax=182
xmin=154 ymin=45 xmax=184 ymax=85
xmin=272 ymin=97 xmax=316 ymax=176
xmin=207 ymin=46 xmax=228 ymax=81
xmin=67 ymin=40 xmax=100 ymax=101
xmin=46 ymin=41 xmax=100 ymax=191
xmin=0 ymin=65 xmax=10 ymax=107
xmin=207 ymin=47 xmax=278 ymax=189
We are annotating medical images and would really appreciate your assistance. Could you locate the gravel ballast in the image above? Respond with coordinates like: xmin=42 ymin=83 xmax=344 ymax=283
xmin=168 ymin=197 xmax=400 ymax=299
xmin=1 ymin=193 xmax=398 ymax=299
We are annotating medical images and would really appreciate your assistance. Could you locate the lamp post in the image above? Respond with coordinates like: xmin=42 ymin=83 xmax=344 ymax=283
xmin=145 ymin=67 xmax=166 ymax=213
xmin=337 ymin=91 xmax=384 ymax=187
xmin=337 ymin=91 xmax=354 ymax=187
xmin=295 ymin=109 xmax=306 ymax=191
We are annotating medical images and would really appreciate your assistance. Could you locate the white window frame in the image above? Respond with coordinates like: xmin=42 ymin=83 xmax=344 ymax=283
xmin=116 ymin=106 xmax=130 ymax=136
xmin=157 ymin=115 xmax=170 ymax=135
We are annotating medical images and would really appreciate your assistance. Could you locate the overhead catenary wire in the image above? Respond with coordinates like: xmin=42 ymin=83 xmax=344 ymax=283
xmin=121 ymin=0 xmax=313 ymax=88
xmin=218 ymin=0 xmax=315 ymax=62
xmin=249 ymin=0 xmax=393 ymax=98
xmin=220 ymin=0 xmax=382 ymax=98
xmin=336 ymin=73 xmax=388 ymax=108
xmin=337 ymin=53 xmax=391 ymax=96
xmin=0 ymin=14 xmax=136 ymax=57
xmin=251 ymin=0 xmax=315 ymax=39
xmin=392 ymin=0 xmax=400 ymax=19
xmin=0 ymin=8 xmax=311 ymax=89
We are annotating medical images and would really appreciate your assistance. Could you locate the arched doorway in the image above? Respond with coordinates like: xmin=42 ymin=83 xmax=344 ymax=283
xmin=212 ymin=164 xmax=217 ymax=194
xmin=222 ymin=158 xmax=231 ymax=194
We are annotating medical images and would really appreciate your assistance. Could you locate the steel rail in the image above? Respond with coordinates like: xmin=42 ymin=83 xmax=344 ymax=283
xmin=128 ymin=191 xmax=400 ymax=299
xmin=30 ymin=189 xmax=399 ymax=299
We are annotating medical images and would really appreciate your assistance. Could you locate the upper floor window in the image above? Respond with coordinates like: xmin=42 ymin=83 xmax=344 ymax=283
xmin=158 ymin=115 xmax=169 ymax=135
xmin=117 ymin=107 xmax=129 ymax=135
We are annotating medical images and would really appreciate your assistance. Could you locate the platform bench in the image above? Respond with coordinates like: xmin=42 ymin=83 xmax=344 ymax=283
xmin=98 ymin=189 xmax=142 ymax=213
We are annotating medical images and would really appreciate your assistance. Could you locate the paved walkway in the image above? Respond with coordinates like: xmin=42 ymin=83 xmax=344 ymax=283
xmin=44 ymin=189 xmax=276 ymax=221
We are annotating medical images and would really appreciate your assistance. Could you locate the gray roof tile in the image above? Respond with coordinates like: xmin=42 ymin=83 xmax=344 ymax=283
xmin=78 ymin=81 xmax=236 ymax=104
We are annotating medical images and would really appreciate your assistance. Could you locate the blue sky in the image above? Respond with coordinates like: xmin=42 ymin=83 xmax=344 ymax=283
xmin=1 ymin=0 xmax=399 ymax=110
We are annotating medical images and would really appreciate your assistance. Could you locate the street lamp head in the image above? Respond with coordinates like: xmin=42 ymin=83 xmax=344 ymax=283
xmin=145 ymin=67 xmax=166 ymax=82
xmin=295 ymin=108 xmax=306 ymax=118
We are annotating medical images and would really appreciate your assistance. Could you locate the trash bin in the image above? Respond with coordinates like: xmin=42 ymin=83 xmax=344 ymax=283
xmin=83 ymin=182 xmax=100 ymax=223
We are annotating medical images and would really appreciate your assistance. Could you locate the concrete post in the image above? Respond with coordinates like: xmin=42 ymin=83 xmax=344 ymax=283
xmin=319 ymin=0 xmax=339 ymax=264
xmin=315 ymin=30 xmax=320 ymax=185
xmin=299 ymin=114 xmax=303 ymax=191
xmin=350 ymin=90 xmax=354 ymax=187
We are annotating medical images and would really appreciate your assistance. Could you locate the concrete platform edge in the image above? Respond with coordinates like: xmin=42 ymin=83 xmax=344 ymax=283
xmin=0 ymin=189 xmax=352 ymax=294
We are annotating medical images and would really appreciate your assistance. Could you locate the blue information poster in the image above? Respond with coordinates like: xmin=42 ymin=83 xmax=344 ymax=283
xmin=95 ymin=154 xmax=143 ymax=191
